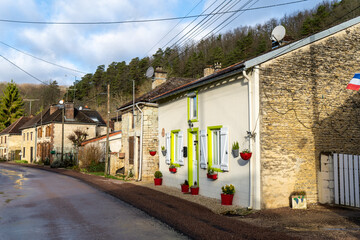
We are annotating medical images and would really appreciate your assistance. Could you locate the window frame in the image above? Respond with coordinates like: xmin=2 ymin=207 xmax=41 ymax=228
xmin=170 ymin=129 xmax=183 ymax=165
xmin=207 ymin=125 xmax=223 ymax=170
xmin=187 ymin=91 xmax=198 ymax=122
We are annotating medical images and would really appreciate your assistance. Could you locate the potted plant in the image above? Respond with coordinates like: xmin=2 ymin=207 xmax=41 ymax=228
xmin=190 ymin=181 xmax=199 ymax=195
xmin=232 ymin=141 xmax=239 ymax=157
xmin=169 ymin=164 xmax=177 ymax=173
xmin=291 ymin=191 xmax=307 ymax=209
xmin=149 ymin=149 xmax=157 ymax=156
xmin=154 ymin=171 xmax=163 ymax=186
xmin=221 ymin=184 xmax=235 ymax=205
xmin=207 ymin=167 xmax=218 ymax=180
xmin=161 ymin=146 xmax=167 ymax=156
xmin=240 ymin=149 xmax=252 ymax=160
xmin=181 ymin=180 xmax=189 ymax=193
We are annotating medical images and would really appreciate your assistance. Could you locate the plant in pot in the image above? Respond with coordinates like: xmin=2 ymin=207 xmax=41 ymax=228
xmin=161 ymin=146 xmax=167 ymax=156
xmin=240 ymin=149 xmax=252 ymax=160
xmin=154 ymin=171 xmax=163 ymax=186
xmin=232 ymin=141 xmax=239 ymax=158
xmin=291 ymin=191 xmax=307 ymax=209
xmin=149 ymin=149 xmax=157 ymax=156
xmin=207 ymin=167 xmax=218 ymax=180
xmin=169 ymin=164 xmax=177 ymax=173
xmin=181 ymin=180 xmax=189 ymax=193
xmin=221 ymin=184 xmax=235 ymax=205
xmin=190 ymin=181 xmax=199 ymax=195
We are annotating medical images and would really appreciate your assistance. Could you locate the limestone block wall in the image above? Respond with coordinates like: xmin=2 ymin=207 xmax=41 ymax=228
xmin=259 ymin=23 xmax=360 ymax=208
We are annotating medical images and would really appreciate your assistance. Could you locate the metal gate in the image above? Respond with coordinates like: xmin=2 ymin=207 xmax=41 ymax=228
xmin=333 ymin=153 xmax=360 ymax=207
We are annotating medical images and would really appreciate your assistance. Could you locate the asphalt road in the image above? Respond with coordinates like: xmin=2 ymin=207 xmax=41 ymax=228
xmin=0 ymin=164 xmax=187 ymax=240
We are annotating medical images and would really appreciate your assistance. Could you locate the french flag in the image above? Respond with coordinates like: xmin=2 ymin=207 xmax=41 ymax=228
xmin=347 ymin=73 xmax=360 ymax=90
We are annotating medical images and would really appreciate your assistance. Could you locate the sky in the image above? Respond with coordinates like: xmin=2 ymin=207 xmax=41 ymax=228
xmin=0 ymin=0 xmax=329 ymax=86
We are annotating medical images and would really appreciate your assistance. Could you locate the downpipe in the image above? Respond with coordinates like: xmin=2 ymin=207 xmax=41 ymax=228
xmin=136 ymin=104 xmax=144 ymax=181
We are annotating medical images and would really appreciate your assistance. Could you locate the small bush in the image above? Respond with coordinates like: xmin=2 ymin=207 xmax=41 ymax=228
xmin=78 ymin=144 xmax=103 ymax=168
xmin=154 ymin=171 xmax=162 ymax=178
xmin=44 ymin=157 xmax=50 ymax=166
xmin=50 ymin=160 xmax=62 ymax=168
xmin=15 ymin=160 xmax=28 ymax=164
xmin=88 ymin=162 xmax=105 ymax=172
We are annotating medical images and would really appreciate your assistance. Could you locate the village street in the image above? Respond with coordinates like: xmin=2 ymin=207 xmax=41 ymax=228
xmin=0 ymin=164 xmax=186 ymax=240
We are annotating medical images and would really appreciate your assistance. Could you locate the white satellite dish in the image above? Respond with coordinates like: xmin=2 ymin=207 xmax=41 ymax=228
xmin=271 ymin=25 xmax=286 ymax=42
xmin=145 ymin=66 xmax=154 ymax=78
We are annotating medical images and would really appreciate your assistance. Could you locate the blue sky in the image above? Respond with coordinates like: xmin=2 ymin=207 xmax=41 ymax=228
xmin=0 ymin=0 xmax=328 ymax=85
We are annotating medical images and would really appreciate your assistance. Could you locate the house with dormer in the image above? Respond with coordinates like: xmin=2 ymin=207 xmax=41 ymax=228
xmin=20 ymin=103 xmax=107 ymax=163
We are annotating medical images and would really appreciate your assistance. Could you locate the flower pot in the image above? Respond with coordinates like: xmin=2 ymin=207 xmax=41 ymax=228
xmin=118 ymin=152 xmax=125 ymax=159
xmin=292 ymin=195 xmax=307 ymax=209
xmin=181 ymin=184 xmax=189 ymax=193
xmin=232 ymin=149 xmax=239 ymax=158
xmin=149 ymin=150 xmax=157 ymax=156
xmin=221 ymin=194 xmax=234 ymax=205
xmin=240 ymin=152 xmax=252 ymax=160
xmin=190 ymin=187 xmax=199 ymax=195
xmin=207 ymin=173 xmax=218 ymax=180
xmin=161 ymin=150 xmax=167 ymax=156
xmin=154 ymin=178 xmax=162 ymax=186
xmin=169 ymin=167 xmax=177 ymax=173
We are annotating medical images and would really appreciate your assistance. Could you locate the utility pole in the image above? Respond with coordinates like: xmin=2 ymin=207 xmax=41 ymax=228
xmin=105 ymin=84 xmax=110 ymax=175
xmin=132 ymin=80 xmax=135 ymax=128
xmin=23 ymin=99 xmax=39 ymax=115
xmin=60 ymin=100 xmax=65 ymax=163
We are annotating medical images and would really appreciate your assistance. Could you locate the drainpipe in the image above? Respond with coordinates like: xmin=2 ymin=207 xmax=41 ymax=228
xmin=253 ymin=66 xmax=261 ymax=210
xmin=242 ymin=69 xmax=253 ymax=209
xmin=135 ymin=103 xmax=144 ymax=181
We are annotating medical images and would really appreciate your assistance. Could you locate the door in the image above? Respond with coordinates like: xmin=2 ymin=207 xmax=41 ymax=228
xmin=129 ymin=136 xmax=134 ymax=165
xmin=188 ymin=128 xmax=199 ymax=187
xmin=30 ymin=147 xmax=33 ymax=163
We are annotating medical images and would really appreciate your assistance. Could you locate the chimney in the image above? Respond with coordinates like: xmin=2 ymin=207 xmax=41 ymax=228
xmin=152 ymin=66 xmax=167 ymax=89
xmin=64 ymin=102 xmax=74 ymax=119
xmin=203 ymin=65 xmax=215 ymax=77
xmin=50 ymin=104 xmax=59 ymax=115
xmin=214 ymin=62 xmax=222 ymax=72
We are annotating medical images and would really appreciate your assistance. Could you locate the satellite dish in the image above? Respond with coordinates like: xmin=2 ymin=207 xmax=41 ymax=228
xmin=145 ymin=66 xmax=154 ymax=78
xmin=271 ymin=25 xmax=286 ymax=42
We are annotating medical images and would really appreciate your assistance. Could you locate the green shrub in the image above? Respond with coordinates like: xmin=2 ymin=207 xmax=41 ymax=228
xmin=154 ymin=171 xmax=162 ymax=178
xmin=222 ymin=184 xmax=235 ymax=195
xmin=88 ymin=162 xmax=105 ymax=172
xmin=50 ymin=160 xmax=62 ymax=168
xmin=15 ymin=160 xmax=28 ymax=164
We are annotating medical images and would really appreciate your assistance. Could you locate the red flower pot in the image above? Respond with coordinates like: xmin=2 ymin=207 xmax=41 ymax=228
xmin=221 ymin=194 xmax=234 ymax=205
xmin=240 ymin=152 xmax=252 ymax=160
xmin=154 ymin=178 xmax=162 ymax=186
xmin=169 ymin=168 xmax=177 ymax=173
xmin=190 ymin=187 xmax=199 ymax=195
xmin=149 ymin=151 xmax=157 ymax=156
xmin=181 ymin=184 xmax=189 ymax=193
xmin=207 ymin=173 xmax=218 ymax=180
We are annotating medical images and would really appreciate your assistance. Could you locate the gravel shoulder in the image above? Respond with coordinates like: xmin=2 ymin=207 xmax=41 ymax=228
xmin=3 ymin=162 xmax=360 ymax=239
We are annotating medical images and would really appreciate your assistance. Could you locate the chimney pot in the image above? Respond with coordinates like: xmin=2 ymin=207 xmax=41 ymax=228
xmin=152 ymin=66 xmax=167 ymax=89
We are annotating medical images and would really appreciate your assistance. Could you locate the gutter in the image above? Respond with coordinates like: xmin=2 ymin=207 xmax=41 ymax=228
xmin=117 ymin=102 xmax=158 ymax=112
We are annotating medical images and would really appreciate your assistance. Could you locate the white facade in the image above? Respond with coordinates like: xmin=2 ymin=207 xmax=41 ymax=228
xmin=157 ymin=73 xmax=259 ymax=207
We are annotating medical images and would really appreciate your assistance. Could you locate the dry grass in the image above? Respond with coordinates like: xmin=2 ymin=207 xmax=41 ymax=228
xmin=78 ymin=144 xmax=103 ymax=168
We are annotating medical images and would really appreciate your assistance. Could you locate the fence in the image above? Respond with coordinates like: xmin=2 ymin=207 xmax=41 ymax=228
xmin=333 ymin=153 xmax=360 ymax=208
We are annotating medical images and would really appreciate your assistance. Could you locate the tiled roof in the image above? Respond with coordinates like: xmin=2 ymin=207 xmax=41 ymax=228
xmin=81 ymin=131 xmax=122 ymax=146
xmin=117 ymin=77 xmax=194 ymax=110
xmin=0 ymin=116 xmax=32 ymax=135
xmin=20 ymin=106 xmax=106 ymax=130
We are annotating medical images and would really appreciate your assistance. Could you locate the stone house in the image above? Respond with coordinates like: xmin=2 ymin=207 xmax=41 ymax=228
xmin=151 ymin=16 xmax=360 ymax=209
xmin=20 ymin=103 xmax=107 ymax=163
xmin=0 ymin=116 xmax=31 ymax=161
xmin=115 ymin=67 xmax=193 ymax=180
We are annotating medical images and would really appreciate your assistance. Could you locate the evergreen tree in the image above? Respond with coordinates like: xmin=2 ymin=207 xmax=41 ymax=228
xmin=0 ymin=80 xmax=24 ymax=130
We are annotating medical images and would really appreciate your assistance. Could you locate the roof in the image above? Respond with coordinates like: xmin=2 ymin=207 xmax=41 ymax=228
xmin=151 ymin=16 xmax=360 ymax=102
xmin=20 ymin=106 xmax=106 ymax=130
xmin=0 ymin=116 xmax=32 ymax=135
xmin=81 ymin=131 xmax=122 ymax=146
xmin=117 ymin=77 xmax=194 ymax=110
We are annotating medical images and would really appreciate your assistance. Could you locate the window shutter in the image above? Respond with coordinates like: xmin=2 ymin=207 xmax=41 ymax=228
xmin=199 ymin=130 xmax=207 ymax=169
xmin=165 ymin=133 xmax=170 ymax=165
xmin=178 ymin=131 xmax=184 ymax=165
xmin=220 ymin=127 xmax=229 ymax=171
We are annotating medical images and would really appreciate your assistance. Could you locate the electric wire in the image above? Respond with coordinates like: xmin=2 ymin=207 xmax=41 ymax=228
xmin=0 ymin=1 xmax=309 ymax=25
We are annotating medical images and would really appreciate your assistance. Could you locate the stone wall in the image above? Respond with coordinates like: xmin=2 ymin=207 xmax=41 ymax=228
xmin=259 ymin=23 xmax=360 ymax=208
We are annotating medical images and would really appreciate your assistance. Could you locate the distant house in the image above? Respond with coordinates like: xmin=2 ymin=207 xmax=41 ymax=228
xmin=0 ymin=116 xmax=31 ymax=161
xmin=20 ymin=103 xmax=107 ymax=163
xmin=115 ymin=67 xmax=194 ymax=180
xmin=151 ymin=16 xmax=360 ymax=209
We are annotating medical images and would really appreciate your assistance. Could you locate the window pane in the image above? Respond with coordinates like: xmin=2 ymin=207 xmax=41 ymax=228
xmin=213 ymin=130 xmax=219 ymax=166
xmin=174 ymin=133 xmax=178 ymax=163
xmin=192 ymin=96 xmax=197 ymax=118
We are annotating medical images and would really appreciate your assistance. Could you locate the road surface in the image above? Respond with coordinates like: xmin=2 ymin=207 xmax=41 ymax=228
xmin=0 ymin=164 xmax=187 ymax=240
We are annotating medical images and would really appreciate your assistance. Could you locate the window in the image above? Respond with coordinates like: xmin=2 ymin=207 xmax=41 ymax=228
xmin=38 ymin=128 xmax=42 ymax=138
xmin=1 ymin=137 xmax=2 ymax=144
xmin=46 ymin=126 xmax=51 ymax=137
xmin=30 ymin=132 xmax=33 ymax=141
xmin=187 ymin=91 xmax=198 ymax=122
xmin=4 ymin=136 xmax=6 ymax=144
xmin=205 ymin=126 xmax=229 ymax=171
xmin=23 ymin=133 xmax=25 ymax=141
xmin=23 ymin=147 xmax=25 ymax=158
xmin=170 ymin=130 xmax=184 ymax=165
xmin=27 ymin=132 xmax=29 ymax=141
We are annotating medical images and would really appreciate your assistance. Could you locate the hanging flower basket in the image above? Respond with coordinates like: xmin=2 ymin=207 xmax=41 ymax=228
xmin=207 ymin=173 xmax=218 ymax=180
xmin=221 ymin=194 xmax=234 ymax=205
xmin=161 ymin=150 xmax=167 ymax=156
xmin=149 ymin=150 xmax=157 ymax=156
xmin=169 ymin=167 xmax=177 ymax=173
xmin=240 ymin=152 xmax=252 ymax=160
xmin=154 ymin=178 xmax=162 ymax=186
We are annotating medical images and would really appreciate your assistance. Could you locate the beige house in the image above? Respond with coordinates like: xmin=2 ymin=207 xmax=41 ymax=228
xmin=20 ymin=103 xmax=107 ymax=163
xmin=115 ymin=67 xmax=193 ymax=180
xmin=0 ymin=116 xmax=31 ymax=161
xmin=152 ymin=16 xmax=360 ymax=209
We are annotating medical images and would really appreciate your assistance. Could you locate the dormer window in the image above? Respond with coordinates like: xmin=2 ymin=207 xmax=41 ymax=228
xmin=187 ymin=91 xmax=198 ymax=122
